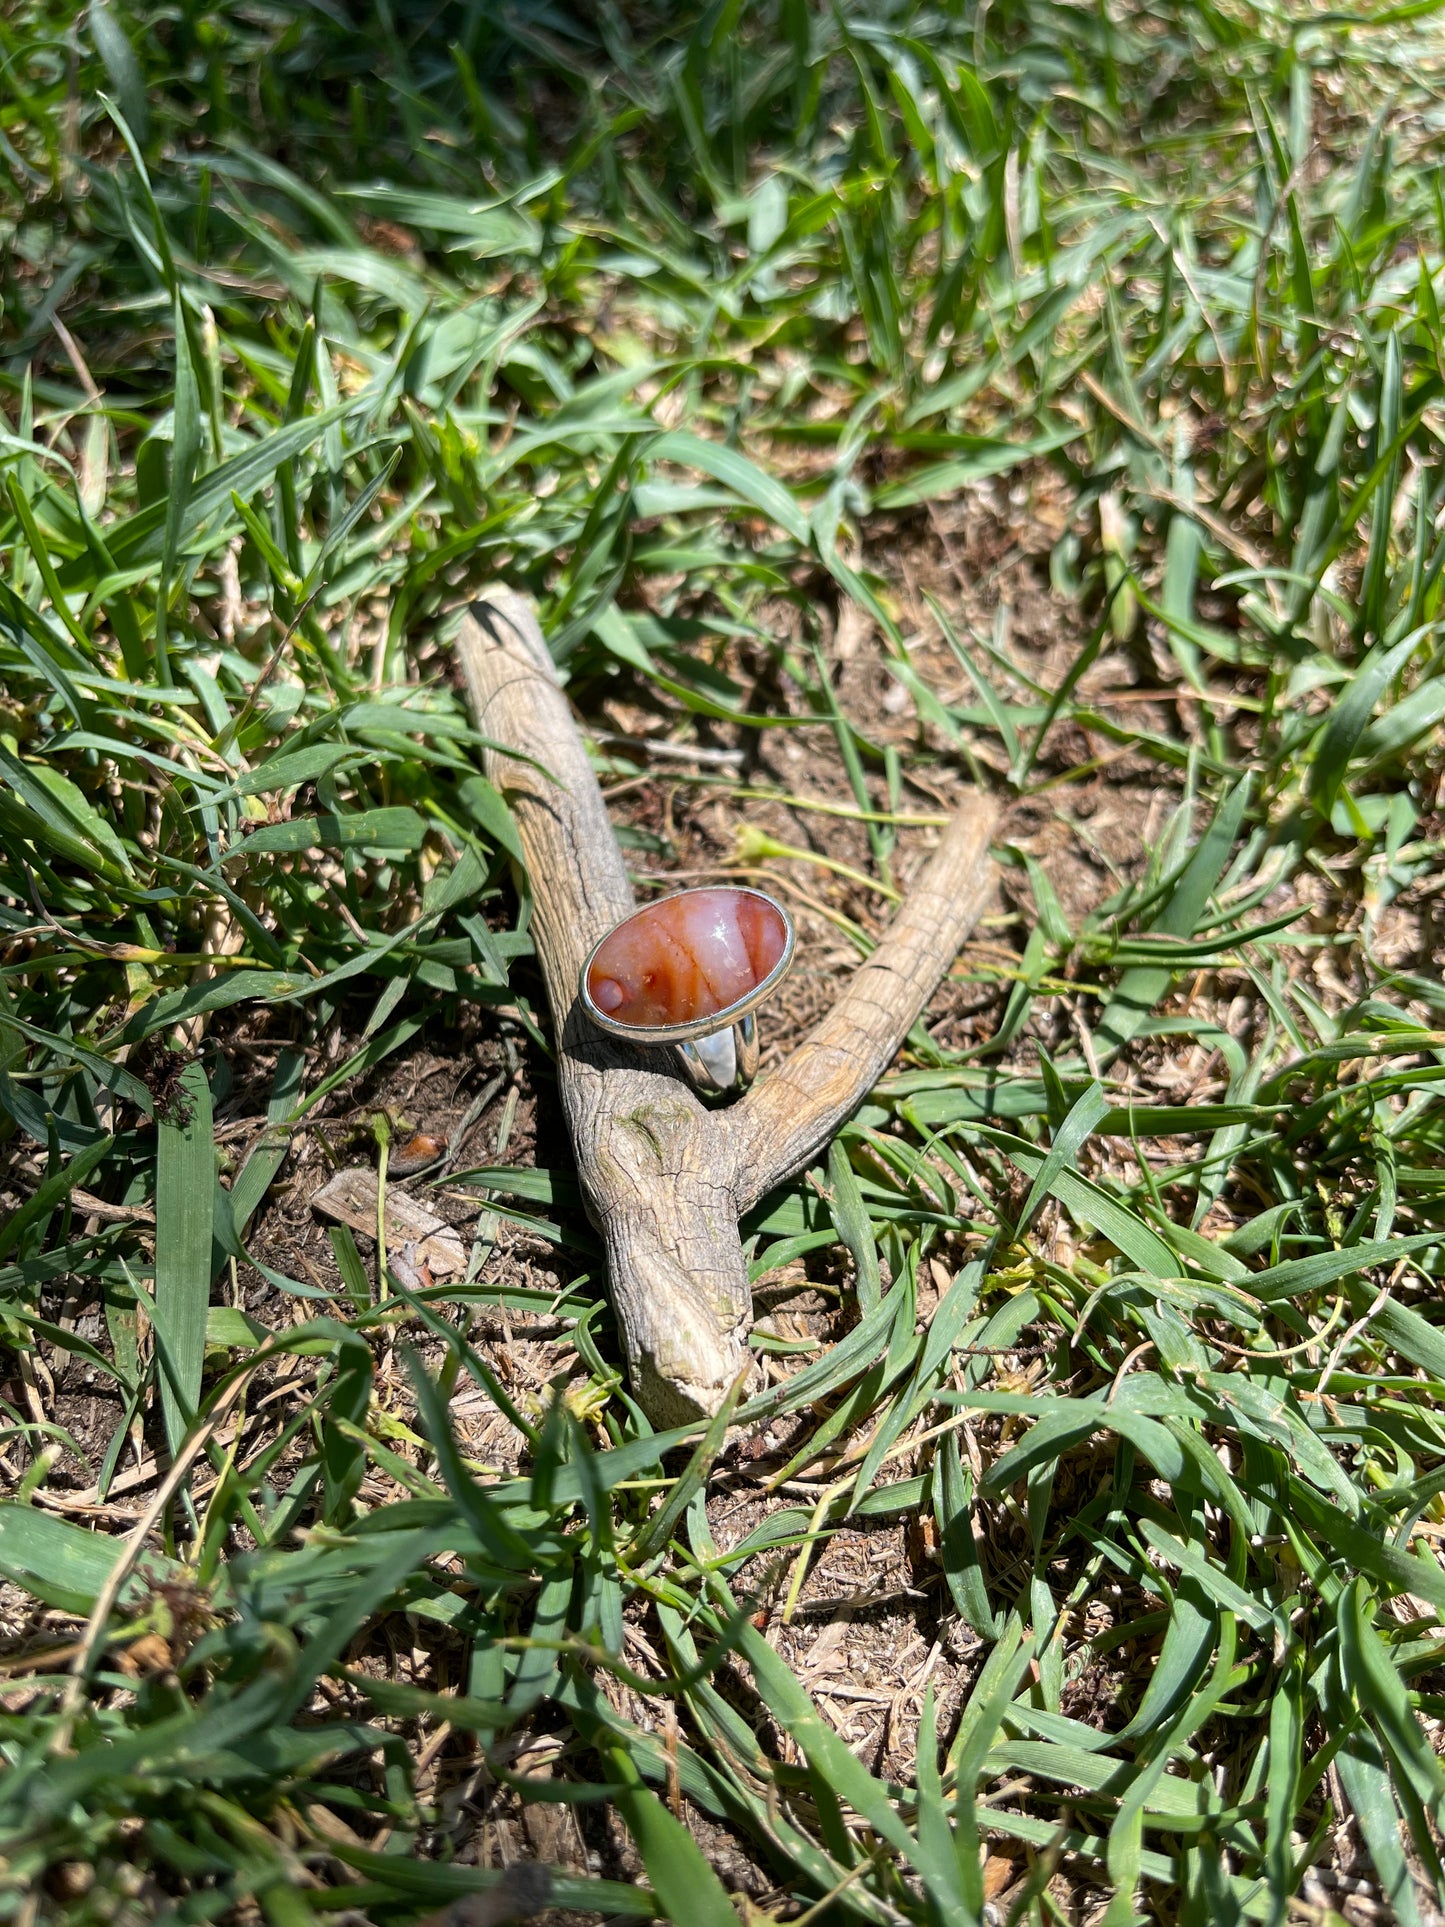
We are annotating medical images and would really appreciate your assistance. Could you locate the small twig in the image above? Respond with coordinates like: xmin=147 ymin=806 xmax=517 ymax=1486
xmin=14 ymin=1348 xmax=51 ymax=1438
xmin=593 ymin=729 xmax=745 ymax=768
xmin=69 ymin=1189 xmax=155 ymax=1225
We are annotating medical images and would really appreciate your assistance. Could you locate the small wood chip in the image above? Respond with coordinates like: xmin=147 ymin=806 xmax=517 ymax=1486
xmin=71 ymin=1189 xmax=156 ymax=1225
xmin=311 ymin=1168 xmax=467 ymax=1278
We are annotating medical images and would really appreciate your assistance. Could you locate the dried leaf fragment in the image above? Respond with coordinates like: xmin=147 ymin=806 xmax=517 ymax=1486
xmin=311 ymin=1167 xmax=466 ymax=1279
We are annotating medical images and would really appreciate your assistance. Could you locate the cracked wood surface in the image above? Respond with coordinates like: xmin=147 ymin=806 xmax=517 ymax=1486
xmin=456 ymin=589 xmax=998 ymax=1424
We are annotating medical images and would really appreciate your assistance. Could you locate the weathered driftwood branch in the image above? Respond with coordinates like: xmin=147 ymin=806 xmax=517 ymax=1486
xmin=456 ymin=590 xmax=998 ymax=1424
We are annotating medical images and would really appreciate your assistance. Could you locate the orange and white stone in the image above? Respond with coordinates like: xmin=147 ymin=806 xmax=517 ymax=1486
xmin=586 ymin=889 xmax=787 ymax=1029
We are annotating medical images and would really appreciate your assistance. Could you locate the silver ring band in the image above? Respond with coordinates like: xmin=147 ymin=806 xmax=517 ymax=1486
xmin=675 ymin=1012 xmax=760 ymax=1095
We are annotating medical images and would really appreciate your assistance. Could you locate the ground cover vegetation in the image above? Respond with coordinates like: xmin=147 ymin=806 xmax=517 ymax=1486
xmin=3 ymin=0 xmax=1445 ymax=1921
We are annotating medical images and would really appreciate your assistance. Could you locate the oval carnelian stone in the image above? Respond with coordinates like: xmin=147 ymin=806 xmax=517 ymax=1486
xmin=586 ymin=889 xmax=788 ymax=1029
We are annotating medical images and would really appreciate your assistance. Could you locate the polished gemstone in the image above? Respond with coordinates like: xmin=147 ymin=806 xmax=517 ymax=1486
xmin=586 ymin=889 xmax=787 ymax=1029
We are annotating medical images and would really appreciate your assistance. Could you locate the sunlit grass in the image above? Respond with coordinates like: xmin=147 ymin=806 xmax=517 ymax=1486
xmin=3 ymin=1 xmax=1445 ymax=1921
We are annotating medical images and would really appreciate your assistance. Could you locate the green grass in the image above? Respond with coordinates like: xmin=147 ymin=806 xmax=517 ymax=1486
xmin=5 ymin=0 xmax=1445 ymax=1920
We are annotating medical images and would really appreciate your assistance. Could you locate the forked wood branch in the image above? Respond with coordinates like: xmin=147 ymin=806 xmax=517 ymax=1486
xmin=456 ymin=590 xmax=998 ymax=1424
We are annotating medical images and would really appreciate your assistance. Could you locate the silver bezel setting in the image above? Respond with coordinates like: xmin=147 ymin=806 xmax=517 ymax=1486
xmin=577 ymin=886 xmax=796 ymax=1047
